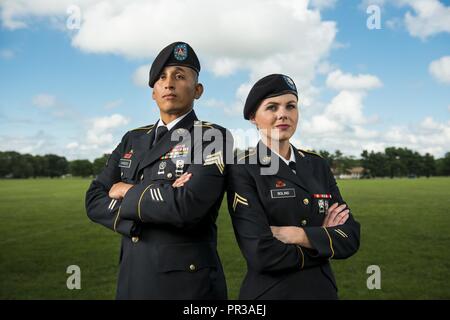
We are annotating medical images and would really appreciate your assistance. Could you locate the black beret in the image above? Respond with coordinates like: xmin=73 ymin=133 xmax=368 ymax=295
xmin=243 ymin=74 xmax=298 ymax=120
xmin=149 ymin=41 xmax=201 ymax=88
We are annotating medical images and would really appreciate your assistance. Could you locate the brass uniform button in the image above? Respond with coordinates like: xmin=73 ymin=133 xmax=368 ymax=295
xmin=301 ymin=219 xmax=307 ymax=226
xmin=131 ymin=236 xmax=139 ymax=243
xmin=261 ymin=156 xmax=271 ymax=165
xmin=189 ymin=264 xmax=196 ymax=271
xmin=121 ymin=172 xmax=124 ymax=177
xmin=303 ymin=198 xmax=309 ymax=205
xmin=167 ymin=172 xmax=173 ymax=179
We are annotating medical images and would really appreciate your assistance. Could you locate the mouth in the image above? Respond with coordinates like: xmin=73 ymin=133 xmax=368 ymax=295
xmin=275 ymin=124 xmax=290 ymax=130
xmin=162 ymin=94 xmax=177 ymax=100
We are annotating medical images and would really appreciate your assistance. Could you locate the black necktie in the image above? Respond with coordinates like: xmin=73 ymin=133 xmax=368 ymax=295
xmin=288 ymin=161 xmax=297 ymax=174
xmin=154 ymin=126 xmax=168 ymax=145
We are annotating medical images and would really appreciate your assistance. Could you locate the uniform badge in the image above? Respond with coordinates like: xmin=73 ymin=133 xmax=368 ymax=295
xmin=118 ymin=159 xmax=131 ymax=168
xmin=158 ymin=161 xmax=167 ymax=175
xmin=174 ymin=43 xmax=188 ymax=61
xmin=123 ymin=150 xmax=133 ymax=159
xmin=312 ymin=194 xmax=332 ymax=199
xmin=270 ymin=188 xmax=296 ymax=199
xmin=204 ymin=151 xmax=224 ymax=174
xmin=283 ymin=75 xmax=296 ymax=91
xmin=175 ymin=159 xmax=185 ymax=177
xmin=275 ymin=180 xmax=286 ymax=188
xmin=313 ymin=194 xmax=331 ymax=215
xmin=160 ymin=144 xmax=189 ymax=160
xmin=318 ymin=199 xmax=325 ymax=214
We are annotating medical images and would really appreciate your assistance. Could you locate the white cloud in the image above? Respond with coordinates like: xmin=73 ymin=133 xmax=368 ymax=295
xmin=104 ymin=99 xmax=123 ymax=110
xmin=209 ymin=58 xmax=240 ymax=77
xmin=88 ymin=113 xmax=129 ymax=136
xmin=429 ymin=56 xmax=450 ymax=84
xmin=386 ymin=17 xmax=402 ymax=30
xmin=32 ymin=94 xmax=56 ymax=108
xmin=85 ymin=114 xmax=129 ymax=148
xmin=382 ymin=119 xmax=450 ymax=155
xmin=325 ymin=90 xmax=370 ymax=124
xmin=31 ymin=93 xmax=82 ymax=119
xmin=401 ymin=0 xmax=450 ymax=40
xmin=66 ymin=141 xmax=79 ymax=150
xmin=316 ymin=61 xmax=337 ymax=75
xmin=63 ymin=113 xmax=130 ymax=160
xmin=300 ymin=89 xmax=375 ymax=138
xmin=420 ymin=116 xmax=444 ymax=131
xmin=132 ymin=64 xmax=150 ymax=87
xmin=0 ymin=130 xmax=57 ymax=155
xmin=295 ymin=116 xmax=450 ymax=158
xmin=224 ymin=101 xmax=246 ymax=117
xmin=199 ymin=99 xmax=227 ymax=109
xmin=0 ymin=0 xmax=337 ymax=116
xmin=326 ymin=69 xmax=382 ymax=91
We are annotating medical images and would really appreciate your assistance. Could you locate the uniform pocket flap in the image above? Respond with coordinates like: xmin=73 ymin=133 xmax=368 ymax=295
xmin=157 ymin=242 xmax=217 ymax=272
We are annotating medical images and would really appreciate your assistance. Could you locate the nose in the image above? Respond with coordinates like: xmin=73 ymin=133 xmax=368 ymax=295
xmin=163 ymin=76 xmax=175 ymax=90
xmin=276 ymin=107 xmax=289 ymax=120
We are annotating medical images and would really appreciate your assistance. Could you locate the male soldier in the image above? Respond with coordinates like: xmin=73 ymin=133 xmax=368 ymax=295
xmin=86 ymin=41 xmax=232 ymax=299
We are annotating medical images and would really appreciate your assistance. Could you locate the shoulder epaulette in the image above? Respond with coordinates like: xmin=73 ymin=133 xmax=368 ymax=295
xmin=130 ymin=124 xmax=155 ymax=134
xmin=194 ymin=120 xmax=214 ymax=128
xmin=299 ymin=149 xmax=323 ymax=158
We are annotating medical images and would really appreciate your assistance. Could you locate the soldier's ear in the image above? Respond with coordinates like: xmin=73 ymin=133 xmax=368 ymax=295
xmin=194 ymin=83 xmax=204 ymax=100
xmin=250 ymin=117 xmax=260 ymax=129
xmin=152 ymin=88 xmax=156 ymax=100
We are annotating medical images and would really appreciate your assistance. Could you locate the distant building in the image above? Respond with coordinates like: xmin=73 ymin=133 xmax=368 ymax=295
xmin=338 ymin=166 xmax=365 ymax=179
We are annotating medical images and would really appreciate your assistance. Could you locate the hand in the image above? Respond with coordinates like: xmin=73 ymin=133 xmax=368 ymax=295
xmin=172 ymin=172 xmax=192 ymax=188
xmin=109 ymin=182 xmax=134 ymax=199
xmin=270 ymin=226 xmax=313 ymax=249
xmin=322 ymin=202 xmax=349 ymax=228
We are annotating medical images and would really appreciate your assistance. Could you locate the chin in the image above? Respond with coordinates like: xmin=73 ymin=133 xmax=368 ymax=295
xmin=161 ymin=104 xmax=186 ymax=114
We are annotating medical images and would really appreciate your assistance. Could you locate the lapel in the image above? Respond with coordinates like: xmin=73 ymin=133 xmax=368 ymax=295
xmin=257 ymin=141 xmax=309 ymax=193
xmin=136 ymin=110 xmax=197 ymax=172
xmin=293 ymin=145 xmax=320 ymax=193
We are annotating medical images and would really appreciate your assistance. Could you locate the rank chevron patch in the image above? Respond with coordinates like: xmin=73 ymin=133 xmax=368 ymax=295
xmin=233 ymin=192 xmax=248 ymax=211
xmin=204 ymin=151 xmax=224 ymax=174
xmin=334 ymin=228 xmax=348 ymax=238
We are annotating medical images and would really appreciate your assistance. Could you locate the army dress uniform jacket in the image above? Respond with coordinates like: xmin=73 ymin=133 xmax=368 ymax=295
xmin=227 ymin=142 xmax=360 ymax=299
xmin=86 ymin=111 xmax=232 ymax=299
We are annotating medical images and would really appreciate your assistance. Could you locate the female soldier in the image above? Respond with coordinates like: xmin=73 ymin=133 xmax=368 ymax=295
xmin=227 ymin=74 xmax=360 ymax=299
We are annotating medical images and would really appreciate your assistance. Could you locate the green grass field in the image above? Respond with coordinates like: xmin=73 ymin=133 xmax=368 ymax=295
xmin=1 ymin=177 xmax=449 ymax=299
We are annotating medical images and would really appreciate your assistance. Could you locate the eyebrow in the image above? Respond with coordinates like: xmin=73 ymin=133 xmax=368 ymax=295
xmin=264 ymin=100 xmax=297 ymax=106
xmin=173 ymin=66 xmax=186 ymax=73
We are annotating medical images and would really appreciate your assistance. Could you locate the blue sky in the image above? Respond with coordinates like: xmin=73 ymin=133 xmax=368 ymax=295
xmin=0 ymin=0 xmax=449 ymax=160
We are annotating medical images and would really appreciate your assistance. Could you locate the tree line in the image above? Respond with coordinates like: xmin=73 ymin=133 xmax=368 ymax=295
xmin=317 ymin=147 xmax=450 ymax=178
xmin=0 ymin=151 xmax=108 ymax=178
xmin=1 ymin=147 xmax=450 ymax=179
